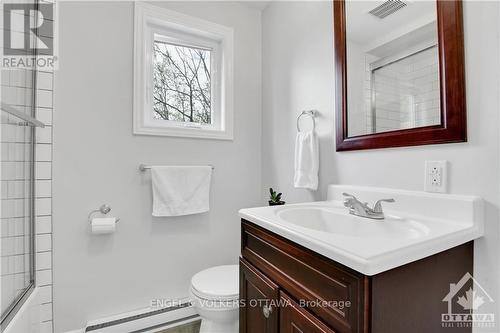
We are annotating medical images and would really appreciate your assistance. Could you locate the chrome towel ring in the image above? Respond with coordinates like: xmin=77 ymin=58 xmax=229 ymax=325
xmin=297 ymin=110 xmax=317 ymax=132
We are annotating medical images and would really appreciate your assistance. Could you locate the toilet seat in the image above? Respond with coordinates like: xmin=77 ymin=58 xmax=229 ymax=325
xmin=190 ymin=265 xmax=239 ymax=301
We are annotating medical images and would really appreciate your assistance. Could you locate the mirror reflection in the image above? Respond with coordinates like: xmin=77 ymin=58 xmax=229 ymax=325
xmin=346 ymin=0 xmax=440 ymax=137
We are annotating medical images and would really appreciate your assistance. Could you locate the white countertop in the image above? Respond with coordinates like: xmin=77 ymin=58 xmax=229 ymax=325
xmin=239 ymin=185 xmax=484 ymax=276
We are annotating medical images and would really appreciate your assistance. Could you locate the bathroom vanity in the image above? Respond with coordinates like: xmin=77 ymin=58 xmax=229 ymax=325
xmin=240 ymin=220 xmax=472 ymax=333
xmin=239 ymin=186 xmax=484 ymax=333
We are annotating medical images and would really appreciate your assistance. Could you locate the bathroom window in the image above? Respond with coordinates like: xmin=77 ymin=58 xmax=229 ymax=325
xmin=153 ymin=39 xmax=212 ymax=124
xmin=134 ymin=3 xmax=234 ymax=140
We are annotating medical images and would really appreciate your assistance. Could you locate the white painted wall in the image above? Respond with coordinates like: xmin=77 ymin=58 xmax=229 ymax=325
xmin=53 ymin=2 xmax=261 ymax=331
xmin=262 ymin=1 xmax=499 ymax=330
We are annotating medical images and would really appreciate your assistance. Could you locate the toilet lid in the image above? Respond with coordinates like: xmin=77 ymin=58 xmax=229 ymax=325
xmin=191 ymin=265 xmax=239 ymax=301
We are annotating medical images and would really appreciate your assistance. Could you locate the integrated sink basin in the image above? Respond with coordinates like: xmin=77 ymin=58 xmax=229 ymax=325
xmin=278 ymin=206 xmax=429 ymax=240
xmin=239 ymin=185 xmax=484 ymax=275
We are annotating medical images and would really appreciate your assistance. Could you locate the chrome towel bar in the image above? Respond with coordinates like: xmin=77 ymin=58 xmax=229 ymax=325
xmin=139 ymin=164 xmax=214 ymax=172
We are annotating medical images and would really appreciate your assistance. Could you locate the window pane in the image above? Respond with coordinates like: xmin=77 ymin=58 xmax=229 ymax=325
xmin=153 ymin=40 xmax=212 ymax=124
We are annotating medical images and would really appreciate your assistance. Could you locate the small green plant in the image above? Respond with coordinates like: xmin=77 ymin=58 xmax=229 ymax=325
xmin=269 ymin=188 xmax=285 ymax=205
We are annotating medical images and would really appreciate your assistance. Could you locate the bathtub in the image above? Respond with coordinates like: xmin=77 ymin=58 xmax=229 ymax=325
xmin=3 ymin=287 xmax=47 ymax=333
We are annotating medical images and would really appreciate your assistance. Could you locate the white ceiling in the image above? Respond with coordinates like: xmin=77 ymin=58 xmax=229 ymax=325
xmin=238 ymin=1 xmax=271 ymax=11
xmin=346 ymin=0 xmax=437 ymax=50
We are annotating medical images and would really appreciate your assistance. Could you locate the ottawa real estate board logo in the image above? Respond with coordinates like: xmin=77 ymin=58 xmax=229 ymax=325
xmin=442 ymin=272 xmax=495 ymax=329
xmin=2 ymin=2 xmax=57 ymax=69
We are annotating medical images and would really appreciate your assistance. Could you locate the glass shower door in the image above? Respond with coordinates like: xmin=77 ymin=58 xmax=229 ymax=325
xmin=0 ymin=69 xmax=38 ymax=325
xmin=0 ymin=0 xmax=47 ymax=326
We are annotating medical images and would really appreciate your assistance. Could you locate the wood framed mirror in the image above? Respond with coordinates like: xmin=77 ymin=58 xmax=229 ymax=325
xmin=334 ymin=0 xmax=466 ymax=151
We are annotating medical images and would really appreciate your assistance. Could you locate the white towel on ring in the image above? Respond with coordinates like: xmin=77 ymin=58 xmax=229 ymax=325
xmin=294 ymin=131 xmax=319 ymax=190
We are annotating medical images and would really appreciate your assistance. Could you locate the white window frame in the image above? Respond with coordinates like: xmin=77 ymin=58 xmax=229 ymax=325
xmin=134 ymin=2 xmax=234 ymax=140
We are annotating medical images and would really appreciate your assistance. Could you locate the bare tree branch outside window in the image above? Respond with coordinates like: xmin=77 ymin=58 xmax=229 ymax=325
xmin=153 ymin=40 xmax=212 ymax=124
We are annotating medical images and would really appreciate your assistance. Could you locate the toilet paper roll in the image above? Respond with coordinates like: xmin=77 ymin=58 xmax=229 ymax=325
xmin=91 ymin=217 xmax=116 ymax=235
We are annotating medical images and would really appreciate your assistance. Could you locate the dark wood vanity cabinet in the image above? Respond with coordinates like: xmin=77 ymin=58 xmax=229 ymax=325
xmin=240 ymin=258 xmax=279 ymax=333
xmin=280 ymin=292 xmax=337 ymax=333
xmin=240 ymin=220 xmax=473 ymax=333
xmin=240 ymin=260 xmax=336 ymax=333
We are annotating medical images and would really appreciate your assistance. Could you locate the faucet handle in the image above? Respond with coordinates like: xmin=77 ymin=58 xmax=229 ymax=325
xmin=373 ymin=198 xmax=395 ymax=213
xmin=342 ymin=193 xmax=356 ymax=207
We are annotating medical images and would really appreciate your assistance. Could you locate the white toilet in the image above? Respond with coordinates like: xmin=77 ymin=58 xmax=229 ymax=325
xmin=190 ymin=265 xmax=239 ymax=333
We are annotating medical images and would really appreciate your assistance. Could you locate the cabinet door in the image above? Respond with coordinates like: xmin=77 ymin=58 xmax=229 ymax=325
xmin=242 ymin=220 xmax=367 ymax=333
xmin=280 ymin=292 xmax=337 ymax=333
xmin=240 ymin=258 xmax=279 ymax=333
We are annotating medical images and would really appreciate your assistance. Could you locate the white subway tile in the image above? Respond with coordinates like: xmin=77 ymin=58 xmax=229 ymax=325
xmin=15 ymin=88 xmax=32 ymax=107
xmin=36 ymin=127 xmax=52 ymax=144
xmin=36 ymin=90 xmax=52 ymax=108
xmin=36 ymin=269 xmax=52 ymax=286
xmin=7 ymin=180 xmax=25 ymax=199
xmin=36 ymin=251 xmax=51 ymax=270
xmin=35 ymin=198 xmax=51 ymax=216
xmin=39 ymin=303 xmax=52 ymax=322
xmin=36 ymin=216 xmax=52 ymax=234
xmin=35 ymin=162 xmax=52 ymax=179
xmin=1 ymin=237 xmax=14 ymax=256
xmin=1 ymin=218 xmax=9 ymax=238
xmin=2 ymin=143 xmax=11 ymax=161
xmin=1 ymin=124 xmax=15 ymax=143
xmin=1 ymin=276 xmax=14 ymax=304
xmin=36 ymin=144 xmax=52 ymax=162
xmin=40 ymin=321 xmax=53 ymax=333
xmin=15 ymin=162 xmax=27 ymax=180
xmin=2 ymin=162 xmax=16 ymax=180
xmin=36 ymin=234 xmax=52 ymax=252
xmin=2 ymin=255 xmax=26 ymax=275
xmin=9 ymin=70 xmax=33 ymax=88
xmin=1 ymin=199 xmax=14 ymax=218
xmin=38 ymin=285 xmax=52 ymax=303
xmin=35 ymin=180 xmax=52 ymax=198
xmin=14 ymin=256 xmax=25 ymax=274
xmin=11 ymin=218 xmax=25 ymax=237
xmin=13 ymin=272 xmax=26 ymax=290
xmin=2 ymin=86 xmax=16 ymax=105
xmin=12 ymin=143 xmax=29 ymax=161
xmin=1 ymin=181 xmax=7 ymax=198
xmin=36 ymin=108 xmax=52 ymax=126
xmin=36 ymin=72 xmax=53 ymax=91
xmin=1 ymin=70 xmax=10 ymax=86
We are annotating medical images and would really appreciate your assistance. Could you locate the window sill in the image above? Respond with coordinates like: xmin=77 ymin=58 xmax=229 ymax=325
xmin=133 ymin=124 xmax=233 ymax=141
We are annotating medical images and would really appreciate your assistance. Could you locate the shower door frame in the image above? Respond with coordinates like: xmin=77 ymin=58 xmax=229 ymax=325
xmin=0 ymin=0 xmax=40 ymax=328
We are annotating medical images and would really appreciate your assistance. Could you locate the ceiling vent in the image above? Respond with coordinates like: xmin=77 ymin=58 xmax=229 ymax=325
xmin=369 ymin=0 xmax=407 ymax=19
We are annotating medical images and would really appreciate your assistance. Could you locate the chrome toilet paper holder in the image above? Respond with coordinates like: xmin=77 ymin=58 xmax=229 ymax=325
xmin=88 ymin=204 xmax=120 ymax=224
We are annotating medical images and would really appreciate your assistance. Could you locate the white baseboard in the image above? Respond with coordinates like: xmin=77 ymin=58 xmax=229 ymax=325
xmin=84 ymin=304 xmax=198 ymax=333
xmin=141 ymin=316 xmax=200 ymax=333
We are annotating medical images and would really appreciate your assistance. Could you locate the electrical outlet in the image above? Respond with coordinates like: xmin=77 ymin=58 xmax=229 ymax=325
xmin=425 ymin=161 xmax=447 ymax=193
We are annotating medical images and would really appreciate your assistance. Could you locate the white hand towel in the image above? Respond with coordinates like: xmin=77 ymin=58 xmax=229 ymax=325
xmin=151 ymin=166 xmax=212 ymax=217
xmin=294 ymin=131 xmax=319 ymax=190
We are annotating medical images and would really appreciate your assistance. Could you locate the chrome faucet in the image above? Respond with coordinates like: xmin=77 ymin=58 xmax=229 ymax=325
xmin=342 ymin=193 xmax=395 ymax=220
